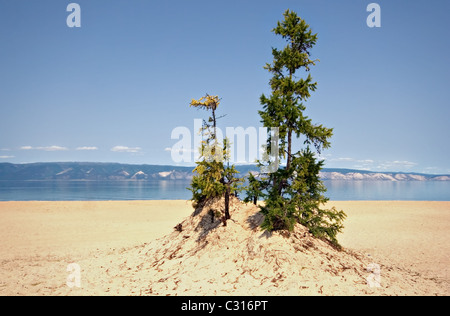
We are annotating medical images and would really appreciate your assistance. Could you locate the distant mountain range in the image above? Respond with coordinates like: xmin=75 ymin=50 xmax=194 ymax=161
xmin=319 ymin=169 xmax=450 ymax=181
xmin=0 ymin=162 xmax=449 ymax=181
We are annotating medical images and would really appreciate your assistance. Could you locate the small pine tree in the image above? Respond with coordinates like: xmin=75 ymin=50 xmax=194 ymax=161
xmin=189 ymin=94 xmax=241 ymax=223
xmin=189 ymin=95 xmax=224 ymax=206
xmin=244 ymin=173 xmax=263 ymax=205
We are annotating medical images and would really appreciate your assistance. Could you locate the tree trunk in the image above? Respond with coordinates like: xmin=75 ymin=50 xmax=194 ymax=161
xmin=286 ymin=128 xmax=292 ymax=171
xmin=212 ymin=108 xmax=217 ymax=149
xmin=276 ymin=128 xmax=292 ymax=194
xmin=224 ymin=184 xmax=231 ymax=221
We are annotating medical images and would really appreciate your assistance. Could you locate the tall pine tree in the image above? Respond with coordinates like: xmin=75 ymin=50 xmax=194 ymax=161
xmin=255 ymin=10 xmax=346 ymax=247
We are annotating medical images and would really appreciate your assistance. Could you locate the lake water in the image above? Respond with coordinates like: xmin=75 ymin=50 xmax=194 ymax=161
xmin=0 ymin=180 xmax=449 ymax=201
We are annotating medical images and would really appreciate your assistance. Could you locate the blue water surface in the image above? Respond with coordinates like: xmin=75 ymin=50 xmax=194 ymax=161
xmin=0 ymin=180 xmax=449 ymax=201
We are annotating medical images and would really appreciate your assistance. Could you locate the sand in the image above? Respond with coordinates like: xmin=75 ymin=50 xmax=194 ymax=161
xmin=0 ymin=200 xmax=448 ymax=296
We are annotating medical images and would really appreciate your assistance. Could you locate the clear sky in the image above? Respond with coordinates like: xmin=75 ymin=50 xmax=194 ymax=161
xmin=0 ymin=0 xmax=449 ymax=174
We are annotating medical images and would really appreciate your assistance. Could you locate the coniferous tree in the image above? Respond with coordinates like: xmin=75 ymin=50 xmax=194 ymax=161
xmin=189 ymin=94 xmax=224 ymax=205
xmin=254 ymin=10 xmax=346 ymax=246
xmin=189 ymin=94 xmax=241 ymax=224
xmin=244 ymin=173 xmax=263 ymax=205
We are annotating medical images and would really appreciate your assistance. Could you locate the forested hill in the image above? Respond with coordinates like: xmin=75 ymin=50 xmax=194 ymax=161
xmin=0 ymin=162 xmax=448 ymax=181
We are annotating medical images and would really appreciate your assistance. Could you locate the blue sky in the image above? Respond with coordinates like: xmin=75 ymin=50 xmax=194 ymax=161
xmin=0 ymin=0 xmax=449 ymax=174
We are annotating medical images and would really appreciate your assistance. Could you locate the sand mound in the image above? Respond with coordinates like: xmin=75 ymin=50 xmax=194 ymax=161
xmin=98 ymin=197 xmax=445 ymax=296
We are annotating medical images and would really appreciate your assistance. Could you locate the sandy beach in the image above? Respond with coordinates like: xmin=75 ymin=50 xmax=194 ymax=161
xmin=0 ymin=200 xmax=448 ymax=296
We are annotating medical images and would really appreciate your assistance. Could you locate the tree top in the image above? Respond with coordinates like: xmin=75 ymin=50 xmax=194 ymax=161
xmin=190 ymin=94 xmax=221 ymax=111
